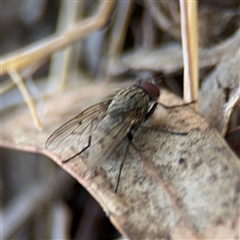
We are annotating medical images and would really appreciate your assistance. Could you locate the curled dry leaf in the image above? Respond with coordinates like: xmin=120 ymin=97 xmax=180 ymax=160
xmin=199 ymin=29 xmax=240 ymax=134
xmin=1 ymin=82 xmax=239 ymax=239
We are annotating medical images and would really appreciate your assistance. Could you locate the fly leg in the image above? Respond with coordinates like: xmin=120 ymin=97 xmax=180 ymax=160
xmin=158 ymin=101 xmax=196 ymax=109
xmin=142 ymin=101 xmax=196 ymax=135
xmin=62 ymin=135 xmax=92 ymax=164
xmin=140 ymin=126 xmax=188 ymax=136
xmin=115 ymin=133 xmax=133 ymax=193
xmin=144 ymin=99 xmax=195 ymax=122
xmin=145 ymin=102 xmax=158 ymax=121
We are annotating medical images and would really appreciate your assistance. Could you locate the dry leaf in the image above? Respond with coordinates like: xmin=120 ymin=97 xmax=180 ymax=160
xmin=1 ymin=82 xmax=239 ymax=239
xmin=199 ymin=29 xmax=240 ymax=133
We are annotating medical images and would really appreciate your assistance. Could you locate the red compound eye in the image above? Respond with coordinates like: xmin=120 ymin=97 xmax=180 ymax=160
xmin=139 ymin=81 xmax=160 ymax=99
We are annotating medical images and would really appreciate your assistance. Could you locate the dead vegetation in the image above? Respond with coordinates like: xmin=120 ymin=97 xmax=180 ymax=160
xmin=1 ymin=1 xmax=239 ymax=239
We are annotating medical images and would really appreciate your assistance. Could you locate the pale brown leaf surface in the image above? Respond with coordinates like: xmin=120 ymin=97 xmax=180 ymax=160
xmin=1 ymin=82 xmax=240 ymax=239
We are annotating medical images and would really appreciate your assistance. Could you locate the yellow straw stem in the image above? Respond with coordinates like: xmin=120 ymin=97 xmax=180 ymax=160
xmin=8 ymin=69 xmax=42 ymax=130
xmin=179 ymin=0 xmax=199 ymax=109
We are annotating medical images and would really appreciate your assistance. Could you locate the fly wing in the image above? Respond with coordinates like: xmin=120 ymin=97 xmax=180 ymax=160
xmin=45 ymin=96 xmax=114 ymax=150
xmin=88 ymin=115 xmax=134 ymax=169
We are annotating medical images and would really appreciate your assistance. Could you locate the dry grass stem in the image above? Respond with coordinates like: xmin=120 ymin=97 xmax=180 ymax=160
xmin=1 ymin=1 xmax=116 ymax=77
xmin=48 ymin=1 xmax=79 ymax=91
xmin=108 ymin=1 xmax=133 ymax=59
xmin=180 ymin=0 xmax=199 ymax=109
xmin=7 ymin=68 xmax=42 ymax=130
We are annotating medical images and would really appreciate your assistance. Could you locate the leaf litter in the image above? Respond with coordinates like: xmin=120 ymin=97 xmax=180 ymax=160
xmin=1 ymin=81 xmax=239 ymax=239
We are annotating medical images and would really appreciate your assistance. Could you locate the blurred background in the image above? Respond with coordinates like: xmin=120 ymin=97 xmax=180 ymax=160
xmin=1 ymin=0 xmax=239 ymax=239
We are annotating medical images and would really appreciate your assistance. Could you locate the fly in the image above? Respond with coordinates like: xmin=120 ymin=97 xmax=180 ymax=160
xmin=46 ymin=79 xmax=192 ymax=192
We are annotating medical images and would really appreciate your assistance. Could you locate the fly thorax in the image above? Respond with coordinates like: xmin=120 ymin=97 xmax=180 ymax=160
xmin=107 ymin=86 xmax=151 ymax=120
